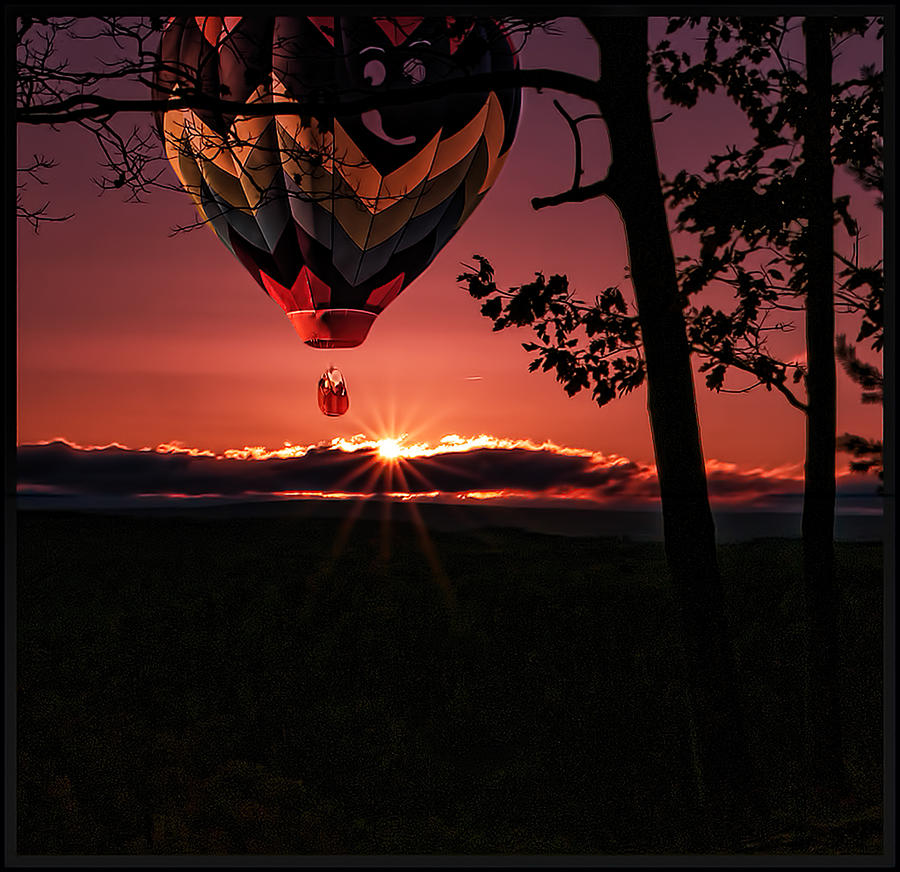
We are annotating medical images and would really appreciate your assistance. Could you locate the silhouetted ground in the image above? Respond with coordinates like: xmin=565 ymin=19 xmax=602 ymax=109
xmin=15 ymin=509 xmax=883 ymax=856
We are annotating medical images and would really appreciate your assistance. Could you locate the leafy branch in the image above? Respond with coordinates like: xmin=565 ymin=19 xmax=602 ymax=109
xmin=457 ymin=255 xmax=644 ymax=407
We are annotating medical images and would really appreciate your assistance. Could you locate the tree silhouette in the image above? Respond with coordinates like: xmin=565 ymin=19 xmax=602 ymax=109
xmin=835 ymin=334 xmax=883 ymax=480
xmin=16 ymin=16 xmax=177 ymax=227
xmin=653 ymin=15 xmax=883 ymax=798
xmin=467 ymin=13 xmax=882 ymax=807
xmin=464 ymin=16 xmax=759 ymax=847
xmin=461 ymin=11 xmax=883 ymax=828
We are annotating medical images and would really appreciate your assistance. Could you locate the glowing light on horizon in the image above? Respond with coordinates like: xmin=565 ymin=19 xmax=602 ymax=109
xmin=135 ymin=491 xmax=226 ymax=499
xmin=154 ymin=442 xmax=217 ymax=457
xmin=458 ymin=490 xmax=512 ymax=500
xmin=377 ymin=438 xmax=403 ymax=460
xmin=268 ymin=490 xmax=373 ymax=500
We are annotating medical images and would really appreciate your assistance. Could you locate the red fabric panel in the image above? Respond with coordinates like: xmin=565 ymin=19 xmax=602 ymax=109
xmin=307 ymin=17 xmax=335 ymax=46
xmin=303 ymin=266 xmax=332 ymax=307
xmin=374 ymin=17 xmax=423 ymax=46
xmin=446 ymin=18 xmax=474 ymax=54
xmin=291 ymin=268 xmax=316 ymax=310
xmin=196 ymin=17 xmax=222 ymax=45
xmin=366 ymin=273 xmax=405 ymax=310
xmin=259 ymin=269 xmax=314 ymax=313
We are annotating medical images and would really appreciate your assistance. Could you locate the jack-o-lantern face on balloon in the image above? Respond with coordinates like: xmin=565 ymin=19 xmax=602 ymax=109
xmin=154 ymin=16 xmax=521 ymax=350
xmin=331 ymin=17 xmax=497 ymax=175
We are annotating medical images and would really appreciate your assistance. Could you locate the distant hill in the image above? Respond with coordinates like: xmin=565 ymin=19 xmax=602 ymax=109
xmin=15 ymin=494 xmax=884 ymax=542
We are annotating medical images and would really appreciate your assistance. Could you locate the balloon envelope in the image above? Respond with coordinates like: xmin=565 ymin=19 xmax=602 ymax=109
xmin=154 ymin=16 xmax=522 ymax=347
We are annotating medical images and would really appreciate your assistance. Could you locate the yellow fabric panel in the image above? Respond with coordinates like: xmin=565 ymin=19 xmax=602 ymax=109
xmin=325 ymin=168 xmax=364 ymax=215
xmin=161 ymin=110 xmax=191 ymax=189
xmin=477 ymin=92 xmax=507 ymax=194
xmin=272 ymin=113 xmax=334 ymax=181
xmin=276 ymin=122 xmax=335 ymax=209
xmin=163 ymin=110 xmax=208 ymax=215
xmin=162 ymin=107 xmax=226 ymax=237
xmin=351 ymin=175 xmax=429 ymax=248
xmin=237 ymin=141 xmax=280 ymax=210
xmin=345 ymin=148 xmax=477 ymax=248
xmin=430 ymin=97 xmax=490 ymax=178
xmin=345 ymin=136 xmax=480 ymax=245
xmin=330 ymin=121 xmax=459 ymax=244
xmin=332 ymin=121 xmax=441 ymax=215
xmin=231 ymin=84 xmax=272 ymax=158
xmin=271 ymin=71 xmax=336 ymax=210
xmin=176 ymin=148 xmax=208 ymax=218
xmin=180 ymin=108 xmax=240 ymax=179
xmin=197 ymin=152 xmax=253 ymax=213
xmin=314 ymin=162 xmax=466 ymax=250
xmin=332 ymin=181 xmax=379 ymax=248
xmin=331 ymin=119 xmax=384 ymax=209
xmin=457 ymin=188 xmax=488 ymax=229
xmin=282 ymin=127 xmax=484 ymax=247
xmin=477 ymin=148 xmax=510 ymax=204
xmin=457 ymin=137 xmax=489 ymax=226
xmin=232 ymin=85 xmax=280 ymax=208
xmin=380 ymin=129 xmax=441 ymax=211
xmin=270 ymin=74 xmax=328 ymax=140
xmin=410 ymin=147 xmax=478 ymax=218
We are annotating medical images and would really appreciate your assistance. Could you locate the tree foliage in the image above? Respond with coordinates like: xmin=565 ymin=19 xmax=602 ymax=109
xmin=649 ymin=15 xmax=883 ymax=799
xmin=654 ymin=16 xmax=883 ymax=406
xmin=458 ymin=256 xmax=644 ymax=407
xmin=835 ymin=334 xmax=884 ymax=480
xmin=460 ymin=18 xmax=882 ymax=431
xmin=16 ymin=16 xmax=173 ymax=224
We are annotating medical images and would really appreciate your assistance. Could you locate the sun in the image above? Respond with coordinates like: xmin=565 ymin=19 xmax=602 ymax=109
xmin=377 ymin=438 xmax=403 ymax=461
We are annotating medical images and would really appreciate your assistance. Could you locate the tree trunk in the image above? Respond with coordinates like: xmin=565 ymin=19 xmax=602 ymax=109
xmin=800 ymin=16 xmax=846 ymax=797
xmin=583 ymin=17 xmax=756 ymax=846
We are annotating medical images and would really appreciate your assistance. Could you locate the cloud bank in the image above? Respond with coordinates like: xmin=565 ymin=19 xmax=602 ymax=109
xmin=16 ymin=436 xmax=883 ymax=512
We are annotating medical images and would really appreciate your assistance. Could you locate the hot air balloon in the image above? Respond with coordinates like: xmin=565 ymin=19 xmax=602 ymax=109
xmin=153 ymin=16 xmax=522 ymax=349
xmin=318 ymin=365 xmax=349 ymax=416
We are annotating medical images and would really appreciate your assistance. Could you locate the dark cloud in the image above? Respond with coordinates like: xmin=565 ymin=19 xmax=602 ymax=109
xmin=18 ymin=441 xmax=378 ymax=497
xmin=17 ymin=441 xmax=645 ymax=498
xmin=16 ymin=439 xmax=881 ymax=510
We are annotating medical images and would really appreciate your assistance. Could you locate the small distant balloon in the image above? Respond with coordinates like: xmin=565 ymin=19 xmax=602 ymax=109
xmin=318 ymin=366 xmax=349 ymax=416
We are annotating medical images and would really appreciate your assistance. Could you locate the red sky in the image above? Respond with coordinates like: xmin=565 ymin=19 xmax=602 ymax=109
xmin=16 ymin=18 xmax=883 ymax=490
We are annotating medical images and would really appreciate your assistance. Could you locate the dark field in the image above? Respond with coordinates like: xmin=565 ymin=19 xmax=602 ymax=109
xmin=15 ymin=509 xmax=884 ymax=856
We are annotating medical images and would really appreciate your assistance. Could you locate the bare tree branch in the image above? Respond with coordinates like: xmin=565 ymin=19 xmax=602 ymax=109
xmin=16 ymin=16 xmax=604 ymax=227
xmin=18 ymin=68 xmax=601 ymax=125
xmin=532 ymin=176 xmax=613 ymax=210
